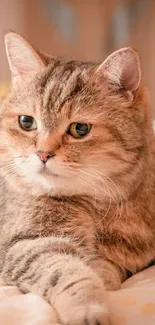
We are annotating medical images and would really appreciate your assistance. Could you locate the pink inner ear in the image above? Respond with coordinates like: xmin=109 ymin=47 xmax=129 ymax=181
xmin=121 ymin=55 xmax=140 ymax=92
xmin=96 ymin=48 xmax=141 ymax=97
xmin=5 ymin=32 xmax=45 ymax=79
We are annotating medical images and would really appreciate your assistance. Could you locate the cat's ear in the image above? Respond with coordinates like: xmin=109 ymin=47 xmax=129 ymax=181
xmin=5 ymin=32 xmax=45 ymax=85
xmin=96 ymin=47 xmax=141 ymax=101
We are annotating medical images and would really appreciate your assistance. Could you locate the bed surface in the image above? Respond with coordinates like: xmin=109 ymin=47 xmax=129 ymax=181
xmin=0 ymin=266 xmax=154 ymax=325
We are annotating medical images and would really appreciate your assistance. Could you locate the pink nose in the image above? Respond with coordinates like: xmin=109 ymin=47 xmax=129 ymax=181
xmin=37 ymin=151 xmax=53 ymax=163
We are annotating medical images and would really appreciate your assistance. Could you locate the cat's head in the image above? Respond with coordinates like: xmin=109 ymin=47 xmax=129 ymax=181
xmin=0 ymin=32 xmax=149 ymax=199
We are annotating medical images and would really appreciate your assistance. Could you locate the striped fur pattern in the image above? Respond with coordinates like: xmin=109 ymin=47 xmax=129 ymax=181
xmin=0 ymin=33 xmax=155 ymax=325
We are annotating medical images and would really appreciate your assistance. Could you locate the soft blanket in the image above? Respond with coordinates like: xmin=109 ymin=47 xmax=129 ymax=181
xmin=0 ymin=266 xmax=154 ymax=325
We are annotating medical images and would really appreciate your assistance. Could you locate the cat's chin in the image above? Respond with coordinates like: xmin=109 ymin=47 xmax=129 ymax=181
xmin=24 ymin=172 xmax=57 ymax=196
xmin=21 ymin=171 xmax=70 ymax=197
xmin=39 ymin=166 xmax=58 ymax=178
xmin=7 ymin=168 xmax=112 ymax=199
xmin=26 ymin=175 xmax=106 ymax=198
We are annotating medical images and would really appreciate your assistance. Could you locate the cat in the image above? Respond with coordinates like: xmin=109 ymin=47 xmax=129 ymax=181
xmin=0 ymin=32 xmax=155 ymax=325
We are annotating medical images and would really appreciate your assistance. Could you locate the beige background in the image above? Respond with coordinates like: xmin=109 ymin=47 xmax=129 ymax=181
xmin=0 ymin=0 xmax=155 ymax=116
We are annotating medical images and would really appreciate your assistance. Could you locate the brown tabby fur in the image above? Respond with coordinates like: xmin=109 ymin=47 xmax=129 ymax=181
xmin=0 ymin=33 xmax=155 ymax=325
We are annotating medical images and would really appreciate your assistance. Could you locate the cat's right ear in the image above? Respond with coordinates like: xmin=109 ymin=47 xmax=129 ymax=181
xmin=5 ymin=32 xmax=45 ymax=86
xmin=95 ymin=47 xmax=141 ymax=101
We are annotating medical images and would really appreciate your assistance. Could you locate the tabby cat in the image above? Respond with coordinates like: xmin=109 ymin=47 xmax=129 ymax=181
xmin=0 ymin=32 xmax=155 ymax=325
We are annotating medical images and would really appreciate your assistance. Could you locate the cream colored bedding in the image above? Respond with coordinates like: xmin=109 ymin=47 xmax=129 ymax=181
xmin=0 ymin=266 xmax=154 ymax=325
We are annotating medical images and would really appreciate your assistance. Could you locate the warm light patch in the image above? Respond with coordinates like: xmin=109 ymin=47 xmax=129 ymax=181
xmin=117 ymin=294 xmax=137 ymax=306
xmin=141 ymin=303 xmax=155 ymax=316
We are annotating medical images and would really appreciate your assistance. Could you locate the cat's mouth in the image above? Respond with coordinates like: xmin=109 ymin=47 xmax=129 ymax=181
xmin=39 ymin=165 xmax=58 ymax=177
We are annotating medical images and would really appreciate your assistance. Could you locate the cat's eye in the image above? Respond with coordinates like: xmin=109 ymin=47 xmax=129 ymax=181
xmin=68 ymin=123 xmax=92 ymax=138
xmin=18 ymin=115 xmax=37 ymax=131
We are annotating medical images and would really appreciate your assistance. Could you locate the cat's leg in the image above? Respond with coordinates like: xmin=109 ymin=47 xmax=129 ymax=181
xmin=90 ymin=258 xmax=126 ymax=291
xmin=1 ymin=237 xmax=110 ymax=325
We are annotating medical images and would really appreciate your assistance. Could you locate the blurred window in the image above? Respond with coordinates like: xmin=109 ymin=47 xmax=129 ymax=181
xmin=40 ymin=0 xmax=77 ymax=44
xmin=107 ymin=0 xmax=149 ymax=52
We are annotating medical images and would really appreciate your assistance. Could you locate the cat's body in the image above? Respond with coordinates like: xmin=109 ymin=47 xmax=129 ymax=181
xmin=1 ymin=172 xmax=155 ymax=281
xmin=0 ymin=33 xmax=155 ymax=325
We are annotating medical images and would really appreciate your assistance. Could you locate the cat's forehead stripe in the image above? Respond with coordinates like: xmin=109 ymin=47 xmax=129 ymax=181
xmin=42 ymin=62 xmax=82 ymax=114
xmin=39 ymin=59 xmax=62 ymax=91
xmin=37 ymin=59 xmax=94 ymax=118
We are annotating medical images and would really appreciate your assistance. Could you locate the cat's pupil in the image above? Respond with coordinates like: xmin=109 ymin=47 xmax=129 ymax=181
xmin=19 ymin=115 xmax=36 ymax=131
xmin=21 ymin=116 xmax=33 ymax=128
xmin=76 ymin=123 xmax=89 ymax=136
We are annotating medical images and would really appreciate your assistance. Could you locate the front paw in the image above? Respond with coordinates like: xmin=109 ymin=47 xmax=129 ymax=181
xmin=55 ymin=302 xmax=110 ymax=325
xmin=50 ymin=266 xmax=110 ymax=325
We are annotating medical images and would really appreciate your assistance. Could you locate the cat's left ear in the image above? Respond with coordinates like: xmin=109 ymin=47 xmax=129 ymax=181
xmin=5 ymin=32 xmax=45 ymax=86
xmin=96 ymin=47 xmax=141 ymax=101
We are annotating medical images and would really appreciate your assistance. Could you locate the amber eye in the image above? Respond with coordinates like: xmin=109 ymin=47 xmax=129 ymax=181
xmin=19 ymin=115 xmax=37 ymax=131
xmin=68 ymin=123 xmax=92 ymax=138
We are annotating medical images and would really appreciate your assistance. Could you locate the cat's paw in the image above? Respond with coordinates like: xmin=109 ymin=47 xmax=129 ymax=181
xmin=56 ymin=303 xmax=110 ymax=325
xmin=51 ymin=267 xmax=110 ymax=325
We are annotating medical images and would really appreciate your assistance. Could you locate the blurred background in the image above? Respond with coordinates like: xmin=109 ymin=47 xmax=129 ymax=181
xmin=0 ymin=0 xmax=155 ymax=115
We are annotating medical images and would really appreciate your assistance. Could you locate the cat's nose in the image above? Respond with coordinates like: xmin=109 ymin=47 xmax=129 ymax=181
xmin=37 ymin=151 xmax=55 ymax=163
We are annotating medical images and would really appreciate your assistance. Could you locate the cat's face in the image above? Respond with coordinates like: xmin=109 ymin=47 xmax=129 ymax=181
xmin=0 ymin=33 xmax=147 ymax=199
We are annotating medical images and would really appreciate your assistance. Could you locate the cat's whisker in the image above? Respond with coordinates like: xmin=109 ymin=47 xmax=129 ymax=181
xmin=64 ymin=169 xmax=99 ymax=208
xmin=0 ymin=166 xmax=15 ymax=173
xmin=79 ymin=171 xmax=122 ymax=225
xmin=67 ymin=169 xmax=97 ymax=195
xmin=97 ymin=171 xmax=126 ymax=201
xmin=78 ymin=169 xmax=116 ymax=200
xmin=97 ymin=173 xmax=124 ymax=226
xmin=65 ymin=164 xmax=119 ymax=203
xmin=77 ymin=170 xmax=115 ymax=212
